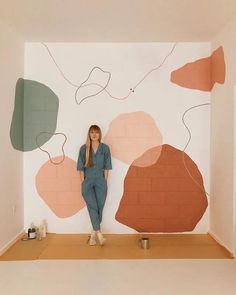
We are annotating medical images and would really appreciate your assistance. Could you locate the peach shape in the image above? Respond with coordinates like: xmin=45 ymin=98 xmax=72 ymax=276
xmin=36 ymin=156 xmax=86 ymax=218
xmin=103 ymin=112 xmax=162 ymax=166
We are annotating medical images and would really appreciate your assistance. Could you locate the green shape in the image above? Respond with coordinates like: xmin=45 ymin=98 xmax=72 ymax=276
xmin=10 ymin=78 xmax=59 ymax=151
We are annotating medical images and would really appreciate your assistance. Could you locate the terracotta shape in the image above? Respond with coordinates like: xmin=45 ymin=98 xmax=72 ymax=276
xmin=170 ymin=46 xmax=225 ymax=91
xmin=115 ymin=145 xmax=208 ymax=232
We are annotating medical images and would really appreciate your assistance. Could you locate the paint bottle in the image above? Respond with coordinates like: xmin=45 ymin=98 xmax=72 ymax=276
xmin=27 ymin=228 xmax=32 ymax=239
xmin=41 ymin=219 xmax=47 ymax=238
xmin=28 ymin=223 xmax=36 ymax=239
xmin=38 ymin=225 xmax=43 ymax=240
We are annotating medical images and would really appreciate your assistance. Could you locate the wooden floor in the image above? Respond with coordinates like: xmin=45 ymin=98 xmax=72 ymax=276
xmin=0 ymin=233 xmax=233 ymax=260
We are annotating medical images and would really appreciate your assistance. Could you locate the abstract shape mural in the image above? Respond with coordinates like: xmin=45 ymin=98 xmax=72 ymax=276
xmin=115 ymin=144 xmax=208 ymax=232
xmin=10 ymin=78 xmax=59 ymax=151
xmin=36 ymin=156 xmax=86 ymax=218
xmin=170 ymin=46 xmax=225 ymax=91
xmin=23 ymin=43 xmax=210 ymax=233
xmin=103 ymin=112 xmax=163 ymax=167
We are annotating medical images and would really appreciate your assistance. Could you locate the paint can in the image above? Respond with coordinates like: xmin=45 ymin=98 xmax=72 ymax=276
xmin=140 ymin=237 xmax=150 ymax=249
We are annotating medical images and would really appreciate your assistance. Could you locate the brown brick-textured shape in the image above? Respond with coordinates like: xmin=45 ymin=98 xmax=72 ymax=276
xmin=115 ymin=144 xmax=208 ymax=232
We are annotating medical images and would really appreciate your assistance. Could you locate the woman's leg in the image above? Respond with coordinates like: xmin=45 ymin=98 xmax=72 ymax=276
xmin=82 ymin=179 xmax=101 ymax=231
xmin=94 ymin=178 xmax=108 ymax=245
xmin=94 ymin=177 xmax=107 ymax=226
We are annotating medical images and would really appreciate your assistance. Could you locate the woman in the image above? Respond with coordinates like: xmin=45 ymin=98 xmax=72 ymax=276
xmin=77 ymin=125 xmax=112 ymax=246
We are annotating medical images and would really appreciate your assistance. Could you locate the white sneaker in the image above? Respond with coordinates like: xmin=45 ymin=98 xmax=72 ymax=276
xmin=96 ymin=232 xmax=106 ymax=246
xmin=88 ymin=232 xmax=96 ymax=246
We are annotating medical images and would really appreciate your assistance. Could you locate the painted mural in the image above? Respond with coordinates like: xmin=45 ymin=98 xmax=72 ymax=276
xmin=10 ymin=43 xmax=225 ymax=233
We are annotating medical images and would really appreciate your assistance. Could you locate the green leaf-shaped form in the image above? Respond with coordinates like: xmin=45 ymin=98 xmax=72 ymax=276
xmin=10 ymin=79 xmax=59 ymax=151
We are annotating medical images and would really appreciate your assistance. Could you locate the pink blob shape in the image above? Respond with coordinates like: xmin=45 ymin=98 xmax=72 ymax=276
xmin=103 ymin=112 xmax=163 ymax=167
xmin=36 ymin=156 xmax=86 ymax=218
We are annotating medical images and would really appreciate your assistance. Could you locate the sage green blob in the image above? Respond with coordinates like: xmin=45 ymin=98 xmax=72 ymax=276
xmin=10 ymin=78 xmax=59 ymax=151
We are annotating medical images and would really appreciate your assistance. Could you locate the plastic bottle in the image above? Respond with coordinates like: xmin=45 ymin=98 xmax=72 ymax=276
xmin=38 ymin=225 xmax=43 ymax=240
xmin=41 ymin=219 xmax=47 ymax=238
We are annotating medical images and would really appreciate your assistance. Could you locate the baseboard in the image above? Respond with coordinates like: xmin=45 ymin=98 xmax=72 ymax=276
xmin=0 ymin=230 xmax=25 ymax=256
xmin=208 ymin=231 xmax=234 ymax=258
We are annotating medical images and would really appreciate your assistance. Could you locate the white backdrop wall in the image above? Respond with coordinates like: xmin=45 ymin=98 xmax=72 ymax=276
xmin=24 ymin=43 xmax=210 ymax=233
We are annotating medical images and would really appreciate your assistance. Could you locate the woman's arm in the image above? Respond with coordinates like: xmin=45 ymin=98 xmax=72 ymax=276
xmin=80 ymin=171 xmax=85 ymax=182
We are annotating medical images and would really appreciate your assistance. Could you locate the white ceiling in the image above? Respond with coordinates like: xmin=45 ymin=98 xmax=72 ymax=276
xmin=2 ymin=0 xmax=236 ymax=41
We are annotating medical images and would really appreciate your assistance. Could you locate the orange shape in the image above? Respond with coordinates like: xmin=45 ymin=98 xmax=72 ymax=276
xmin=115 ymin=144 xmax=208 ymax=232
xmin=36 ymin=156 xmax=86 ymax=218
xmin=133 ymin=145 xmax=162 ymax=167
xmin=211 ymin=46 xmax=225 ymax=86
xmin=171 ymin=46 xmax=225 ymax=91
xmin=103 ymin=112 xmax=162 ymax=167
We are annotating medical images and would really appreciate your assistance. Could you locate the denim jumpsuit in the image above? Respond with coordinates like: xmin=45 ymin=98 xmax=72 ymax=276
xmin=77 ymin=143 xmax=112 ymax=231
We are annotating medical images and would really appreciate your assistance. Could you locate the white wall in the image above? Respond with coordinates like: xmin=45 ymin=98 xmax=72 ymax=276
xmin=210 ymin=17 xmax=236 ymax=254
xmin=24 ymin=42 xmax=210 ymax=233
xmin=0 ymin=21 xmax=24 ymax=253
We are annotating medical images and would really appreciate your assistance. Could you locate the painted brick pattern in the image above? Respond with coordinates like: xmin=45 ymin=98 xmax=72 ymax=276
xmin=115 ymin=144 xmax=208 ymax=232
xmin=36 ymin=156 xmax=86 ymax=218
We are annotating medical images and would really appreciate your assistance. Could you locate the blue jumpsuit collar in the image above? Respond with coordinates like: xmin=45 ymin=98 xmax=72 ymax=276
xmin=92 ymin=142 xmax=101 ymax=155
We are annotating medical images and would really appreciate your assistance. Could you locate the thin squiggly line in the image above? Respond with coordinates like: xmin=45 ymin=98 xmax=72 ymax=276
xmin=42 ymin=43 xmax=112 ymax=104
xmin=42 ymin=42 xmax=177 ymax=103
xmin=77 ymin=43 xmax=177 ymax=102
xmin=181 ymin=103 xmax=210 ymax=196
xmin=80 ymin=82 xmax=133 ymax=100
xmin=42 ymin=43 xmax=78 ymax=88
xmin=132 ymin=42 xmax=177 ymax=92
xmin=75 ymin=66 xmax=111 ymax=105
xmin=36 ymin=132 xmax=67 ymax=165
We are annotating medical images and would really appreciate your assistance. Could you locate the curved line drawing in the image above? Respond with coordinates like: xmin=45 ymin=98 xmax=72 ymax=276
xmin=42 ymin=43 xmax=78 ymax=88
xmin=181 ymin=103 xmax=210 ymax=196
xmin=132 ymin=43 xmax=177 ymax=91
xmin=77 ymin=43 xmax=177 ymax=102
xmin=42 ymin=42 xmax=177 ymax=103
xmin=75 ymin=66 xmax=112 ymax=105
xmin=36 ymin=132 xmax=67 ymax=165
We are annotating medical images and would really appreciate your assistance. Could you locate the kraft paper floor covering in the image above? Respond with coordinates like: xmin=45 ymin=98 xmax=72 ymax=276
xmin=0 ymin=233 xmax=232 ymax=260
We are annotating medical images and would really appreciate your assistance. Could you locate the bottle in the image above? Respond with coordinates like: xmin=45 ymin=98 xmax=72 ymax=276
xmin=28 ymin=228 xmax=32 ymax=239
xmin=38 ymin=225 xmax=43 ymax=241
xmin=30 ymin=227 xmax=36 ymax=239
xmin=41 ymin=219 xmax=47 ymax=238
xmin=29 ymin=223 xmax=36 ymax=239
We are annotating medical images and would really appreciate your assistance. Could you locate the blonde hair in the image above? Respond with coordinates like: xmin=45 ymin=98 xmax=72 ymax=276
xmin=85 ymin=125 xmax=102 ymax=167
